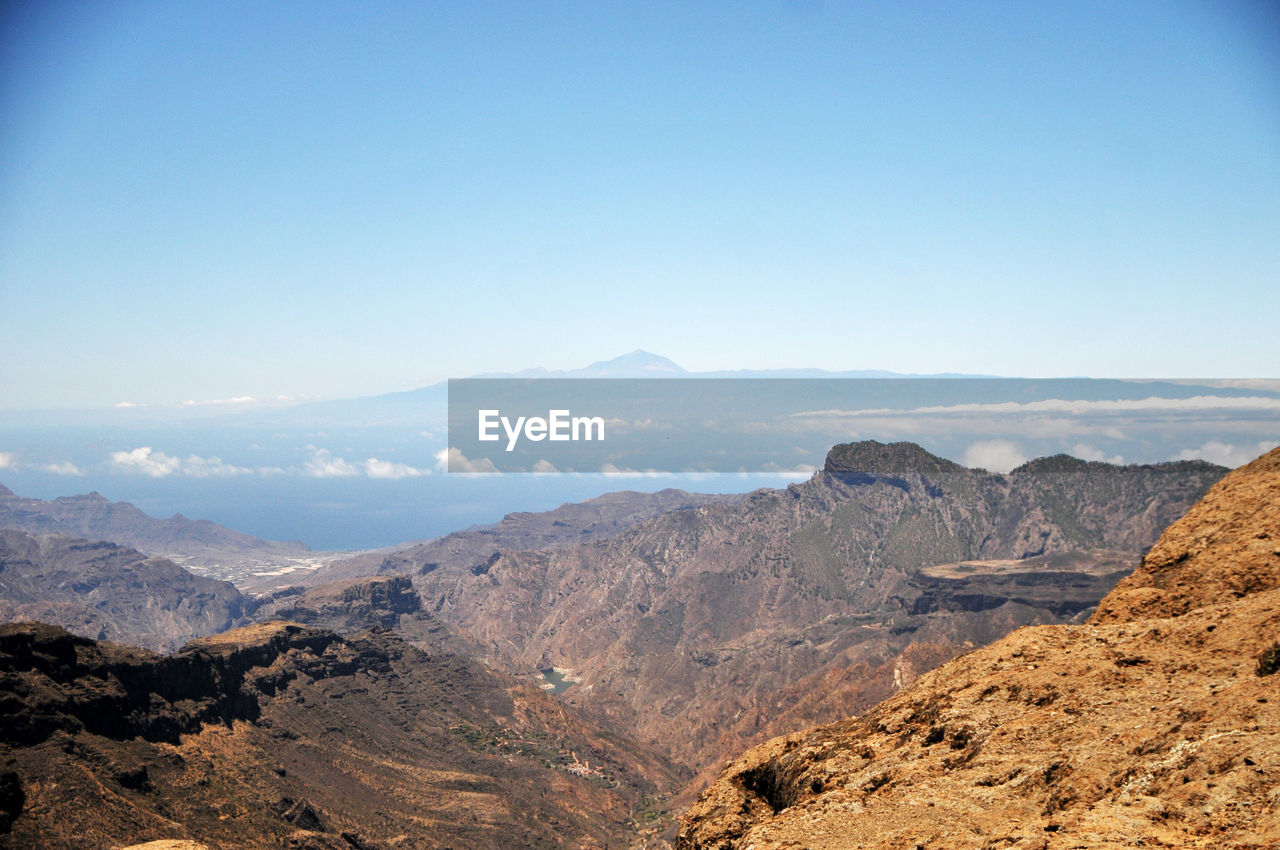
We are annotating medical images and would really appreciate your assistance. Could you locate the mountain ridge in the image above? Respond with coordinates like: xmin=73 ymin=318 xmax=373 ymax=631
xmin=399 ymin=440 xmax=1226 ymax=793
xmin=676 ymin=445 xmax=1280 ymax=848
xmin=0 ymin=483 xmax=308 ymax=568
xmin=291 ymin=487 xmax=743 ymax=592
xmin=0 ymin=529 xmax=255 ymax=653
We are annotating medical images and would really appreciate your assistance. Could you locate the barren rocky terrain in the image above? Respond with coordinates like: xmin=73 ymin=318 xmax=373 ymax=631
xmin=0 ymin=441 xmax=1238 ymax=847
xmin=0 ymin=620 xmax=680 ymax=849
xmin=678 ymin=445 xmax=1280 ymax=848
xmin=405 ymin=442 xmax=1224 ymax=789
xmin=0 ymin=529 xmax=254 ymax=652
xmin=291 ymin=488 xmax=742 ymax=593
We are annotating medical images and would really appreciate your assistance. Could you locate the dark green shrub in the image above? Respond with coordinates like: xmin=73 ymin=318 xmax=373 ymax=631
xmin=1257 ymin=642 xmax=1280 ymax=676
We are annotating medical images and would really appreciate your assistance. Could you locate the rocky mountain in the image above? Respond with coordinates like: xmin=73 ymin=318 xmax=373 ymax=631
xmin=0 ymin=440 xmax=1242 ymax=847
xmin=677 ymin=445 xmax=1280 ymax=848
xmin=0 ymin=483 xmax=308 ymax=569
xmin=285 ymin=488 xmax=741 ymax=593
xmin=0 ymin=619 xmax=682 ymax=849
xmin=253 ymin=575 xmax=423 ymax=632
xmin=0 ymin=529 xmax=254 ymax=652
xmin=403 ymin=442 xmax=1225 ymax=793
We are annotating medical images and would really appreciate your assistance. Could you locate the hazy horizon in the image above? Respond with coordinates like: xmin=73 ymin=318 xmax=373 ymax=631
xmin=3 ymin=2 xmax=1278 ymax=411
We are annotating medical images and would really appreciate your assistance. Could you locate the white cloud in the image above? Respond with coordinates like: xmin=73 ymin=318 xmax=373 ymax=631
xmin=305 ymin=449 xmax=360 ymax=478
xmin=531 ymin=459 xmax=559 ymax=474
xmin=599 ymin=464 xmax=664 ymax=477
xmin=43 ymin=461 xmax=83 ymax=476
xmin=1173 ymin=440 xmax=1278 ymax=469
xmin=1070 ymin=444 xmax=1126 ymax=465
xmin=364 ymin=457 xmax=426 ymax=479
xmin=0 ymin=452 xmax=14 ymax=470
xmin=962 ymin=440 xmax=1028 ymax=473
xmin=180 ymin=395 xmax=257 ymax=407
xmin=761 ymin=462 xmax=817 ymax=476
xmin=113 ymin=401 xmax=138 ymax=408
xmin=182 ymin=455 xmax=253 ymax=477
xmin=108 ymin=447 xmax=253 ymax=477
xmin=436 ymin=447 xmax=499 ymax=474
xmin=794 ymin=395 xmax=1280 ymax=418
xmin=110 ymin=447 xmax=182 ymax=477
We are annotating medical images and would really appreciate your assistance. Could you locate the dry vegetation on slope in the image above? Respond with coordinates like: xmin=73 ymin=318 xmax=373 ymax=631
xmin=0 ymin=621 xmax=680 ymax=849
xmin=677 ymin=446 xmax=1280 ymax=849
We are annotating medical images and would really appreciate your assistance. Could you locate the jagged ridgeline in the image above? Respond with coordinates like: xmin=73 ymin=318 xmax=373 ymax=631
xmin=398 ymin=441 xmax=1225 ymax=793
xmin=678 ymin=445 xmax=1280 ymax=848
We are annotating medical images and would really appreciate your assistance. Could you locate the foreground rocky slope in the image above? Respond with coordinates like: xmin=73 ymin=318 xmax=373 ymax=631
xmin=408 ymin=443 xmax=1224 ymax=786
xmin=0 ymin=529 xmax=254 ymax=652
xmin=678 ymin=445 xmax=1280 ymax=848
xmin=0 ymin=620 xmax=680 ymax=849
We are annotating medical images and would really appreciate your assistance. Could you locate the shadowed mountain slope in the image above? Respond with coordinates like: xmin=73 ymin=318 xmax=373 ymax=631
xmin=292 ymin=488 xmax=742 ymax=592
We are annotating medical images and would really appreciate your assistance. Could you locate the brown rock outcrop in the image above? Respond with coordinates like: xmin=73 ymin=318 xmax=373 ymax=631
xmin=1092 ymin=446 xmax=1280 ymax=624
xmin=678 ymin=445 xmax=1280 ymax=849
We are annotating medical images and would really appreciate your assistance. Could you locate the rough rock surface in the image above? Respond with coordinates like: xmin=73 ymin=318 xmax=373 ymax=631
xmin=252 ymin=575 xmax=422 ymax=632
xmin=409 ymin=442 xmax=1223 ymax=787
xmin=299 ymin=488 xmax=742 ymax=590
xmin=0 ymin=620 xmax=679 ymax=848
xmin=0 ymin=529 xmax=254 ymax=652
xmin=1092 ymin=445 xmax=1280 ymax=624
xmin=677 ymin=445 xmax=1280 ymax=849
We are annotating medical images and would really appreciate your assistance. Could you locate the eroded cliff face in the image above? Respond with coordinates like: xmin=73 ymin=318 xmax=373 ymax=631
xmin=409 ymin=443 xmax=1224 ymax=784
xmin=0 ymin=620 xmax=681 ymax=849
xmin=1092 ymin=445 xmax=1280 ymax=624
xmin=677 ymin=445 xmax=1280 ymax=849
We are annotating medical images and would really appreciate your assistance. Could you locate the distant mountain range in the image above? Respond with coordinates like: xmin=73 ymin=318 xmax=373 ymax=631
xmin=0 ymin=439 xmax=1246 ymax=844
xmin=475 ymin=349 xmax=997 ymax=380
xmin=0 ymin=482 xmax=308 ymax=567
xmin=285 ymin=487 xmax=744 ymax=594
xmin=250 ymin=349 xmax=1004 ymax=430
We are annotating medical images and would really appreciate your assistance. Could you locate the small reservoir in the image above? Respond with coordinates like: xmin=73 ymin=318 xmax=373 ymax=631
xmin=540 ymin=667 xmax=580 ymax=695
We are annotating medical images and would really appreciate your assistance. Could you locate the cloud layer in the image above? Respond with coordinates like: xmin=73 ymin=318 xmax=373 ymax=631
xmin=1173 ymin=440 xmax=1279 ymax=469
xmin=962 ymin=440 xmax=1028 ymax=473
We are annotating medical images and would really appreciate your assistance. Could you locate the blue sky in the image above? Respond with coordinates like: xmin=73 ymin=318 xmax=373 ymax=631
xmin=2 ymin=0 xmax=1278 ymax=410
